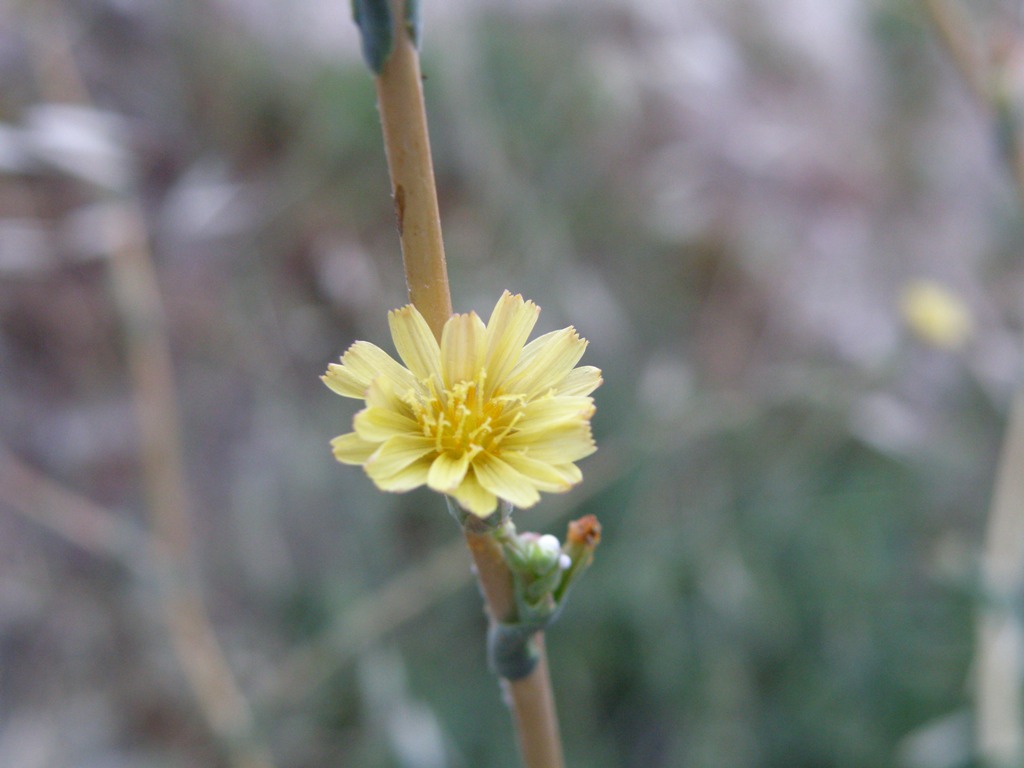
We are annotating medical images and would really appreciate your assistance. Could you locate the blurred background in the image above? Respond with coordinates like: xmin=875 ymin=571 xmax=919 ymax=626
xmin=1 ymin=0 xmax=1023 ymax=766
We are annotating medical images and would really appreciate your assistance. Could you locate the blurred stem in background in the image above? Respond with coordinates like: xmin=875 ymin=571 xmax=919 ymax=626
xmin=0 ymin=447 xmax=150 ymax=574
xmin=106 ymin=199 xmax=275 ymax=768
xmin=362 ymin=0 xmax=565 ymax=764
xmin=13 ymin=2 xmax=277 ymax=767
xmin=978 ymin=392 xmax=1024 ymax=766
xmin=921 ymin=1 xmax=1024 ymax=765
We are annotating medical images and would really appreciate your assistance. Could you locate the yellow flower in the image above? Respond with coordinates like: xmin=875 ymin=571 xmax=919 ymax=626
xmin=900 ymin=280 xmax=973 ymax=350
xmin=322 ymin=291 xmax=601 ymax=517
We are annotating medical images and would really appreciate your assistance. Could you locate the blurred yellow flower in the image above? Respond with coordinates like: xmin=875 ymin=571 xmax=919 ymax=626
xmin=900 ymin=280 xmax=973 ymax=350
xmin=323 ymin=291 xmax=601 ymax=517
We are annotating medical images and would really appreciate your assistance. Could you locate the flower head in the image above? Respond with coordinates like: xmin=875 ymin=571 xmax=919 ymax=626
xmin=900 ymin=280 xmax=973 ymax=350
xmin=322 ymin=291 xmax=601 ymax=517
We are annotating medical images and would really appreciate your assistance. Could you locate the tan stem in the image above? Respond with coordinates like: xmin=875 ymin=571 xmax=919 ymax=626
xmin=106 ymin=203 xmax=193 ymax=561
xmin=463 ymin=529 xmax=516 ymax=620
xmin=976 ymin=391 xmax=1024 ymax=766
xmin=920 ymin=0 xmax=1024 ymax=204
xmin=920 ymin=0 xmax=989 ymax=108
xmin=463 ymin=530 xmax=565 ymax=768
xmin=0 ymin=447 xmax=148 ymax=573
xmin=107 ymin=201 xmax=275 ymax=768
xmin=919 ymin=5 xmax=1024 ymax=762
xmin=374 ymin=0 xmax=452 ymax=337
xmin=372 ymin=7 xmax=564 ymax=766
xmin=506 ymin=636 xmax=565 ymax=768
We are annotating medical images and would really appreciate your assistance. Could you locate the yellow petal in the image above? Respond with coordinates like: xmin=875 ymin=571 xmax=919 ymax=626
xmin=501 ymin=452 xmax=582 ymax=492
xmin=547 ymin=462 xmax=583 ymax=486
xmin=330 ymin=432 xmax=378 ymax=465
xmin=555 ymin=365 xmax=603 ymax=397
xmin=473 ymin=453 xmax=541 ymax=509
xmin=354 ymin=406 xmax=419 ymax=442
xmin=484 ymin=291 xmax=539 ymax=391
xmin=374 ymin=457 xmax=432 ymax=492
xmin=322 ymin=341 xmax=417 ymax=399
xmin=365 ymin=434 xmax=435 ymax=483
xmin=389 ymin=305 xmax=442 ymax=382
xmin=322 ymin=364 xmax=367 ymax=399
xmin=427 ymin=452 xmax=471 ymax=493
xmin=503 ymin=422 xmax=596 ymax=463
xmin=325 ymin=293 xmax=600 ymax=510
xmin=505 ymin=327 xmax=588 ymax=398
xmin=516 ymin=396 xmax=595 ymax=433
xmin=451 ymin=471 xmax=498 ymax=517
xmin=440 ymin=311 xmax=485 ymax=387
xmin=365 ymin=375 xmax=416 ymax=416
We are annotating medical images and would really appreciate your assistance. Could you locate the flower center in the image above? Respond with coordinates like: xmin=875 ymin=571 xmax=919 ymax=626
xmin=407 ymin=372 xmax=520 ymax=459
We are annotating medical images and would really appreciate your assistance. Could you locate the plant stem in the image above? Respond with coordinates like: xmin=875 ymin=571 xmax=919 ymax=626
xmin=461 ymin=529 xmax=565 ymax=768
xmin=920 ymin=0 xmax=1024 ymax=201
xmin=373 ymin=6 xmax=564 ymax=766
xmin=374 ymin=0 xmax=452 ymax=338
xmin=20 ymin=2 xmax=274 ymax=765
xmin=977 ymin=391 xmax=1024 ymax=766
xmin=106 ymin=201 xmax=275 ymax=768
xmin=919 ymin=4 xmax=1024 ymax=763
xmin=0 ymin=447 xmax=149 ymax=574
xmin=920 ymin=0 xmax=988 ymax=109
xmin=507 ymin=635 xmax=565 ymax=768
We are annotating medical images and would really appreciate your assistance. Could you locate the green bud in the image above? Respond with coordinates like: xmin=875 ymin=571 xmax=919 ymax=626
xmin=351 ymin=0 xmax=393 ymax=73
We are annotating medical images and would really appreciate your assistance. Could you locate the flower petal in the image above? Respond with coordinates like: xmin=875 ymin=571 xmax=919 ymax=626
xmin=505 ymin=327 xmax=588 ymax=398
xmin=484 ymin=291 xmax=539 ymax=392
xmin=330 ymin=432 xmax=378 ymax=465
xmin=374 ymin=457 xmax=432 ymax=492
xmin=389 ymin=305 xmax=442 ymax=382
xmin=501 ymin=452 xmax=582 ymax=492
xmin=451 ymin=471 xmax=498 ymax=517
xmin=322 ymin=364 xmax=367 ymax=399
xmin=365 ymin=434 xmax=435 ymax=484
xmin=473 ymin=453 xmax=541 ymax=509
xmin=322 ymin=341 xmax=417 ymax=399
xmin=365 ymin=375 xmax=416 ymax=417
xmin=503 ymin=422 xmax=596 ymax=463
xmin=325 ymin=293 xmax=599 ymax=511
xmin=554 ymin=365 xmax=603 ymax=397
xmin=440 ymin=311 xmax=485 ymax=387
xmin=354 ymin=406 xmax=420 ymax=442
xmin=427 ymin=452 xmax=471 ymax=493
xmin=516 ymin=396 xmax=595 ymax=433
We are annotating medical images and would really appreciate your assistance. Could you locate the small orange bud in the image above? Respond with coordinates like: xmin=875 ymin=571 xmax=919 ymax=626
xmin=567 ymin=515 xmax=601 ymax=548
